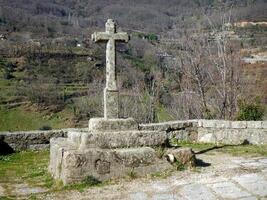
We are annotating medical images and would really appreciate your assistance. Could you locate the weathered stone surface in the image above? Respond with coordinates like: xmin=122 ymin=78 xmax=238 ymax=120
xmin=208 ymin=181 xmax=250 ymax=199
xmin=231 ymin=121 xmax=247 ymax=129
xmin=14 ymin=183 xmax=47 ymax=196
xmin=49 ymin=137 xmax=77 ymax=179
xmin=167 ymin=128 xmax=198 ymax=143
xmin=232 ymin=173 xmax=267 ymax=197
xmin=0 ymin=129 xmax=68 ymax=152
xmin=130 ymin=192 xmax=148 ymax=200
xmin=104 ymin=89 xmax=119 ymax=119
xmin=89 ymin=118 xmax=138 ymax=131
xmin=139 ymin=121 xmax=196 ymax=131
xmin=247 ymin=121 xmax=263 ymax=129
xmin=51 ymin=145 xmax=171 ymax=185
xmin=165 ymin=148 xmax=196 ymax=167
xmin=80 ymin=130 xmax=167 ymax=149
xmin=180 ymin=184 xmax=217 ymax=200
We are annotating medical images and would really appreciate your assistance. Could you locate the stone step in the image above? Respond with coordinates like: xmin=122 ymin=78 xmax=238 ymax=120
xmin=49 ymin=142 xmax=172 ymax=185
xmin=89 ymin=118 xmax=138 ymax=131
xmin=74 ymin=130 xmax=167 ymax=149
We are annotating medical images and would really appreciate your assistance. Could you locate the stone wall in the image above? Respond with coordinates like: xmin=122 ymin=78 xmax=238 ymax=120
xmin=140 ymin=120 xmax=267 ymax=145
xmin=0 ymin=120 xmax=266 ymax=154
xmin=0 ymin=129 xmax=69 ymax=153
xmin=197 ymin=120 xmax=267 ymax=145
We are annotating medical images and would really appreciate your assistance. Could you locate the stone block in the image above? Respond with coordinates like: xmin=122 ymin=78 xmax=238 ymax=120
xmin=49 ymin=138 xmax=77 ymax=179
xmin=202 ymin=120 xmax=217 ymax=128
xmin=165 ymin=148 xmax=196 ymax=167
xmin=215 ymin=120 xmax=231 ymax=128
xmin=263 ymin=121 xmax=267 ymax=129
xmin=208 ymin=181 xmax=250 ymax=199
xmin=198 ymin=129 xmax=216 ymax=143
xmin=89 ymin=118 xmax=138 ymax=131
xmin=139 ymin=121 xmax=193 ymax=131
xmin=231 ymin=121 xmax=247 ymax=129
xmin=67 ymin=130 xmax=84 ymax=145
xmin=80 ymin=130 xmax=167 ymax=149
xmin=247 ymin=121 xmax=263 ymax=129
xmin=51 ymin=146 xmax=172 ymax=185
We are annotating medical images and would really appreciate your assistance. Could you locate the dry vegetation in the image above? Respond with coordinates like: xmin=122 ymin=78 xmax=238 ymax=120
xmin=0 ymin=0 xmax=266 ymax=130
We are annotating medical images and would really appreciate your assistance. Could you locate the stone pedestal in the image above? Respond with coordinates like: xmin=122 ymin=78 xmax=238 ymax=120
xmin=49 ymin=118 xmax=172 ymax=185
xmin=104 ymin=89 xmax=119 ymax=119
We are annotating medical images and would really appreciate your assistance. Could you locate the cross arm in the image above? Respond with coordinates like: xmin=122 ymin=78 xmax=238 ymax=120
xmin=114 ymin=32 xmax=129 ymax=42
xmin=91 ymin=32 xmax=110 ymax=42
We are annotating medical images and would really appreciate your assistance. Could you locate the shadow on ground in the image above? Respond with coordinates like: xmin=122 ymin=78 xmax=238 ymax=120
xmin=0 ymin=136 xmax=14 ymax=156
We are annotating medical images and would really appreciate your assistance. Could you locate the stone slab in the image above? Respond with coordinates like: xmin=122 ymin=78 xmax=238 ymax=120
xmin=130 ymin=192 xmax=148 ymax=200
xmin=179 ymin=184 xmax=217 ymax=200
xmin=89 ymin=118 xmax=138 ymax=131
xmin=50 ymin=140 xmax=172 ymax=185
xmin=208 ymin=181 xmax=250 ymax=199
xmin=232 ymin=173 xmax=267 ymax=197
xmin=152 ymin=194 xmax=178 ymax=200
xmin=247 ymin=121 xmax=263 ymax=129
xmin=231 ymin=121 xmax=247 ymax=129
xmin=139 ymin=121 xmax=195 ymax=131
xmin=80 ymin=130 xmax=167 ymax=149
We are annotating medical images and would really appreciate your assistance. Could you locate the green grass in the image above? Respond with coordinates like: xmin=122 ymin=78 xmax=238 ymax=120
xmin=172 ymin=140 xmax=267 ymax=157
xmin=0 ymin=150 xmax=108 ymax=197
xmin=0 ymin=151 xmax=53 ymax=188
xmin=0 ymin=106 xmax=73 ymax=131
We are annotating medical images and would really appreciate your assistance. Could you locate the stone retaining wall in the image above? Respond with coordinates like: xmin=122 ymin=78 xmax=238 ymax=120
xmin=0 ymin=129 xmax=69 ymax=153
xmin=197 ymin=120 xmax=267 ymax=145
xmin=0 ymin=120 xmax=266 ymax=154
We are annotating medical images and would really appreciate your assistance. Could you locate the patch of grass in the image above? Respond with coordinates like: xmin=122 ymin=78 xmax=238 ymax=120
xmin=169 ymin=139 xmax=215 ymax=151
xmin=154 ymin=146 xmax=166 ymax=158
xmin=0 ymin=106 xmax=73 ymax=131
xmin=0 ymin=150 xmax=53 ymax=188
xmin=0 ymin=150 xmax=109 ymax=198
xmin=63 ymin=176 xmax=105 ymax=192
xmin=127 ymin=169 xmax=137 ymax=179
xmin=149 ymin=169 xmax=174 ymax=179
xmin=174 ymin=160 xmax=186 ymax=171
xmin=172 ymin=140 xmax=267 ymax=157
xmin=218 ymin=144 xmax=267 ymax=157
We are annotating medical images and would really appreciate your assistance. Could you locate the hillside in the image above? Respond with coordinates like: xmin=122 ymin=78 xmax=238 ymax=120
xmin=0 ymin=0 xmax=266 ymax=131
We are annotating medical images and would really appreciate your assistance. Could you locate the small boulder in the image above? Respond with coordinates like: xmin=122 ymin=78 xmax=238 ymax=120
xmin=165 ymin=148 xmax=196 ymax=168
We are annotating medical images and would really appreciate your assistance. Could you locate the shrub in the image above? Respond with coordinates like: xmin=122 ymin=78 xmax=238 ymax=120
xmin=236 ymin=98 xmax=265 ymax=121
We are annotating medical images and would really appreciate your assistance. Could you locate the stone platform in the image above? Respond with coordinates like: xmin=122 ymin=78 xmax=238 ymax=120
xmin=49 ymin=118 xmax=172 ymax=185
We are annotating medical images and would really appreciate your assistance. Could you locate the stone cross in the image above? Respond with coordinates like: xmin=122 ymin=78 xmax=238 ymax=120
xmin=92 ymin=19 xmax=129 ymax=119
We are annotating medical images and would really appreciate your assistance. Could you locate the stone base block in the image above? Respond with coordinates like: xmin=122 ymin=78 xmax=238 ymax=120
xmin=89 ymin=118 xmax=138 ymax=131
xmin=80 ymin=130 xmax=167 ymax=149
xmin=49 ymin=139 xmax=172 ymax=185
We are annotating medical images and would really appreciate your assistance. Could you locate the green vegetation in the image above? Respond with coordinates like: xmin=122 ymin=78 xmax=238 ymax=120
xmin=172 ymin=141 xmax=267 ymax=157
xmin=237 ymin=98 xmax=265 ymax=121
xmin=137 ymin=32 xmax=159 ymax=42
xmin=0 ymin=150 xmax=109 ymax=197
xmin=0 ymin=106 xmax=73 ymax=131
xmin=0 ymin=151 xmax=53 ymax=189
